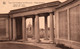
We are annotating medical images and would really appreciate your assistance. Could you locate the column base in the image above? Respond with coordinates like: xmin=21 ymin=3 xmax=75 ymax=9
xmin=22 ymin=41 xmax=27 ymax=43
xmin=13 ymin=38 xmax=16 ymax=41
xmin=23 ymin=39 xmax=27 ymax=42
xmin=9 ymin=38 xmax=12 ymax=41
xmin=49 ymin=40 xmax=55 ymax=44
xmin=44 ymin=38 xmax=49 ymax=40
xmin=35 ymin=40 xmax=41 ymax=43
xmin=32 ymin=37 xmax=35 ymax=40
xmin=9 ymin=39 xmax=13 ymax=41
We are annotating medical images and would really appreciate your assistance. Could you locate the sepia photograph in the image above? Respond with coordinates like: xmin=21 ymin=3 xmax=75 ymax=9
xmin=0 ymin=0 xmax=80 ymax=49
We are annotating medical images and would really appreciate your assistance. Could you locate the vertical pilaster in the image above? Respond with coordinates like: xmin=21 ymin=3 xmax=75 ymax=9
xmin=67 ymin=9 xmax=70 ymax=40
xmin=35 ymin=15 xmax=40 ymax=43
xmin=13 ymin=18 xmax=16 ymax=40
xmin=49 ymin=12 xmax=55 ymax=43
xmin=6 ymin=18 xmax=9 ymax=39
xmin=9 ymin=18 xmax=12 ymax=40
xmin=22 ymin=17 xmax=27 ymax=41
xmin=44 ymin=16 xmax=48 ymax=40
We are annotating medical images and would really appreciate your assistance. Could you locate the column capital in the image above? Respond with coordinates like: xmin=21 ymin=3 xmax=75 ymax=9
xmin=44 ymin=16 xmax=48 ymax=18
xmin=36 ymin=13 xmax=49 ymax=16
xmin=22 ymin=16 xmax=26 ymax=18
xmin=35 ymin=14 xmax=39 ymax=16
xmin=49 ymin=12 xmax=54 ymax=15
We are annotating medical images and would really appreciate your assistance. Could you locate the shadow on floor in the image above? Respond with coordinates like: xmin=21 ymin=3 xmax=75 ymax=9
xmin=56 ymin=44 xmax=73 ymax=49
xmin=0 ymin=40 xmax=10 ymax=42
xmin=0 ymin=43 xmax=43 ymax=49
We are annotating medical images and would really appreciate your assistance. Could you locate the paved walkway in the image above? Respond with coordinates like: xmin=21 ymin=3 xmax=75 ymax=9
xmin=0 ymin=42 xmax=61 ymax=49
xmin=0 ymin=41 xmax=76 ymax=49
xmin=0 ymin=38 xmax=80 ymax=49
xmin=26 ymin=43 xmax=61 ymax=49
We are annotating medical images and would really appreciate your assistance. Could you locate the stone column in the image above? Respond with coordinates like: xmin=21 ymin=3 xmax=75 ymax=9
xmin=35 ymin=15 xmax=40 ymax=43
xmin=9 ymin=18 xmax=12 ymax=40
xmin=44 ymin=16 xmax=48 ymax=40
xmin=22 ymin=17 xmax=27 ymax=41
xmin=6 ymin=18 xmax=9 ymax=39
xmin=49 ymin=12 xmax=55 ymax=43
xmin=32 ymin=17 xmax=35 ymax=39
xmin=13 ymin=18 xmax=16 ymax=40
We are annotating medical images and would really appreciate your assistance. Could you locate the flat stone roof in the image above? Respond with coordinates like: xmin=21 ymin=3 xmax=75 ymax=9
xmin=0 ymin=14 xmax=9 ymax=18
xmin=56 ymin=0 xmax=79 ymax=9
xmin=0 ymin=0 xmax=79 ymax=16
xmin=9 ymin=1 xmax=61 ymax=14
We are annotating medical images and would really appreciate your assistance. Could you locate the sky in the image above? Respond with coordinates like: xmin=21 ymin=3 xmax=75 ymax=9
xmin=0 ymin=0 xmax=66 ymax=28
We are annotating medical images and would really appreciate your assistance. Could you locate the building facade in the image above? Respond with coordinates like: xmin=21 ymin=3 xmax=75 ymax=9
xmin=55 ymin=0 xmax=80 ymax=47
xmin=0 ymin=0 xmax=80 ymax=47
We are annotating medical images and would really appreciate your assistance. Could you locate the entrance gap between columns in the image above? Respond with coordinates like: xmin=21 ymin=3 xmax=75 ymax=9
xmin=26 ymin=18 xmax=35 ymax=42
xmin=15 ymin=17 xmax=23 ymax=41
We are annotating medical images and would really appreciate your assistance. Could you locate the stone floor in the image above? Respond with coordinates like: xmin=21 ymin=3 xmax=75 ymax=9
xmin=0 ymin=38 xmax=80 ymax=49
xmin=26 ymin=43 xmax=61 ymax=49
xmin=0 ymin=41 xmax=76 ymax=49
xmin=0 ymin=42 xmax=61 ymax=49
